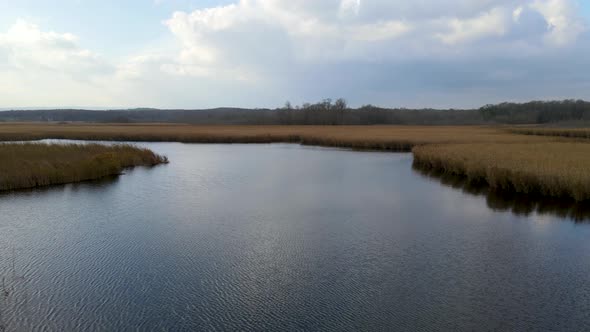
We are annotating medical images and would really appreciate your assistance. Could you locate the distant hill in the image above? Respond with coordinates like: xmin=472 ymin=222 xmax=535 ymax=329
xmin=0 ymin=100 xmax=588 ymax=126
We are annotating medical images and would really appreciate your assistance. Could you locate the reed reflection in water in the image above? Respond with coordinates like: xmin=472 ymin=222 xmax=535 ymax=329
xmin=413 ymin=164 xmax=590 ymax=222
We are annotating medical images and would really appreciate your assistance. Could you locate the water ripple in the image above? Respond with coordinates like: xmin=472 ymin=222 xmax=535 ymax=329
xmin=0 ymin=143 xmax=589 ymax=331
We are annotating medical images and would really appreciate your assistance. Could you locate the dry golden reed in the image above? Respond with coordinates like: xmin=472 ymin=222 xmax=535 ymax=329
xmin=0 ymin=143 xmax=168 ymax=191
xmin=0 ymin=123 xmax=587 ymax=200
xmin=0 ymin=123 xmax=553 ymax=150
xmin=413 ymin=143 xmax=590 ymax=201
xmin=508 ymin=127 xmax=590 ymax=139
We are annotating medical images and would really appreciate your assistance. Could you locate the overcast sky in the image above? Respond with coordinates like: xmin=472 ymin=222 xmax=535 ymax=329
xmin=0 ymin=0 xmax=589 ymax=109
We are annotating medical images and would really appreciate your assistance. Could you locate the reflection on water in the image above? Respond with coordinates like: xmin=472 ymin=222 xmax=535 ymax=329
xmin=0 ymin=175 xmax=121 ymax=199
xmin=413 ymin=165 xmax=590 ymax=222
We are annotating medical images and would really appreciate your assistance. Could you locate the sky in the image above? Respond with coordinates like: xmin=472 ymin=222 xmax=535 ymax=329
xmin=0 ymin=0 xmax=589 ymax=109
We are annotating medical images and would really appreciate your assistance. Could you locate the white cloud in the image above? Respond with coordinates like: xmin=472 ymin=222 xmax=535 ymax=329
xmin=163 ymin=0 xmax=585 ymax=70
xmin=513 ymin=6 xmax=524 ymax=22
xmin=0 ymin=0 xmax=588 ymax=109
xmin=436 ymin=8 xmax=510 ymax=45
xmin=530 ymin=0 xmax=586 ymax=46
xmin=339 ymin=0 xmax=361 ymax=18
xmin=0 ymin=20 xmax=118 ymax=107
xmin=350 ymin=21 xmax=411 ymax=42
xmin=152 ymin=0 xmax=590 ymax=107
xmin=0 ymin=20 xmax=108 ymax=76
xmin=162 ymin=0 xmax=413 ymax=68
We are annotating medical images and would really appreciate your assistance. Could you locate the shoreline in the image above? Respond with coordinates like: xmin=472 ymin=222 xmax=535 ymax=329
xmin=412 ymin=164 xmax=590 ymax=222
xmin=0 ymin=123 xmax=587 ymax=202
xmin=412 ymin=142 xmax=590 ymax=202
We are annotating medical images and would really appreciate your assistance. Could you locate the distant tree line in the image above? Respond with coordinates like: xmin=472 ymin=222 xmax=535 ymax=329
xmin=480 ymin=100 xmax=590 ymax=124
xmin=1 ymin=99 xmax=589 ymax=126
xmin=276 ymin=99 xmax=482 ymax=125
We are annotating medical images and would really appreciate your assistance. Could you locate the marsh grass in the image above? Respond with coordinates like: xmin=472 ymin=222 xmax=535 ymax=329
xmin=0 ymin=123 xmax=553 ymax=150
xmin=0 ymin=123 xmax=587 ymax=200
xmin=508 ymin=127 xmax=590 ymax=139
xmin=0 ymin=143 xmax=168 ymax=191
xmin=413 ymin=142 xmax=590 ymax=201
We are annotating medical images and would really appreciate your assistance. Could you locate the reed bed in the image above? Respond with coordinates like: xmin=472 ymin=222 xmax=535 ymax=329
xmin=413 ymin=143 xmax=590 ymax=201
xmin=0 ymin=123 xmax=552 ymax=150
xmin=0 ymin=123 xmax=586 ymax=200
xmin=0 ymin=143 xmax=168 ymax=191
xmin=508 ymin=127 xmax=590 ymax=139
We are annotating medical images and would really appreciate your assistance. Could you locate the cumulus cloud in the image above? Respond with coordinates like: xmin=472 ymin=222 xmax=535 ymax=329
xmin=152 ymin=0 xmax=588 ymax=107
xmin=163 ymin=0 xmax=585 ymax=66
xmin=0 ymin=20 xmax=117 ymax=107
xmin=0 ymin=0 xmax=588 ymax=109
xmin=0 ymin=20 xmax=109 ymax=77
xmin=163 ymin=0 xmax=414 ymax=67
xmin=436 ymin=8 xmax=510 ymax=45
xmin=530 ymin=0 xmax=586 ymax=45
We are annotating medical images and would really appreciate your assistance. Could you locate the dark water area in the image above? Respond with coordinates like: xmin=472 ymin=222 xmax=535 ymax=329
xmin=1 ymin=143 xmax=590 ymax=331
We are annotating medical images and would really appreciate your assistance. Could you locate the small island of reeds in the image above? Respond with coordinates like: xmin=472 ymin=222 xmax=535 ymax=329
xmin=0 ymin=143 xmax=168 ymax=191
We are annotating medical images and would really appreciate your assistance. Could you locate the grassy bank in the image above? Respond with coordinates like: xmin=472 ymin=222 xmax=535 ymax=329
xmin=413 ymin=143 xmax=590 ymax=201
xmin=0 ymin=143 xmax=168 ymax=191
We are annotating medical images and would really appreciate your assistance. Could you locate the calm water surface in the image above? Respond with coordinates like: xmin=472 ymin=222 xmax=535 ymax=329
xmin=1 ymin=143 xmax=590 ymax=331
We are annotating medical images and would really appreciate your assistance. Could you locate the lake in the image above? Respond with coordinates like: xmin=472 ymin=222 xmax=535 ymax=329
xmin=1 ymin=142 xmax=590 ymax=331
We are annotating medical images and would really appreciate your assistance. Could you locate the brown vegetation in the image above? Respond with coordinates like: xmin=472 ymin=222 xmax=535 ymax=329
xmin=413 ymin=166 xmax=590 ymax=221
xmin=0 ymin=123 xmax=552 ymax=151
xmin=0 ymin=123 xmax=587 ymax=201
xmin=0 ymin=143 xmax=167 ymax=191
xmin=413 ymin=143 xmax=590 ymax=201
xmin=508 ymin=127 xmax=590 ymax=139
